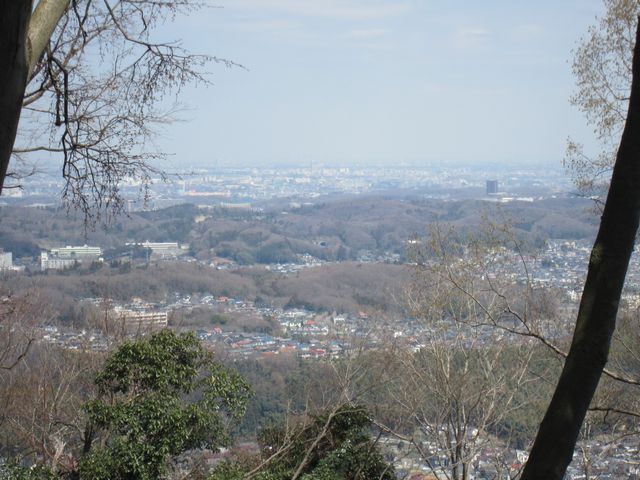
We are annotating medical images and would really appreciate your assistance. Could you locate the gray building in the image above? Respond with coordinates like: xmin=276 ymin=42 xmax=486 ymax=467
xmin=486 ymin=179 xmax=499 ymax=195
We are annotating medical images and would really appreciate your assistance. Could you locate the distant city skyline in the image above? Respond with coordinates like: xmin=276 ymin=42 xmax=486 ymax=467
xmin=155 ymin=0 xmax=605 ymax=169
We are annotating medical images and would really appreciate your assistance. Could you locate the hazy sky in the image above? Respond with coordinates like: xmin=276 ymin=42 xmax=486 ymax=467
xmin=159 ymin=0 xmax=606 ymax=169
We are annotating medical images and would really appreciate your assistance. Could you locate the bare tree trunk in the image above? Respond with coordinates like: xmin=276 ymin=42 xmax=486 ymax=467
xmin=0 ymin=1 xmax=32 ymax=195
xmin=27 ymin=0 xmax=71 ymax=77
xmin=0 ymin=0 xmax=71 ymax=195
xmin=521 ymin=18 xmax=640 ymax=480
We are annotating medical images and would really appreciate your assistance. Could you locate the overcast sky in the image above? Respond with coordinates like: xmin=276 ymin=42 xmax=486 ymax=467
xmin=158 ymin=0 xmax=606 ymax=169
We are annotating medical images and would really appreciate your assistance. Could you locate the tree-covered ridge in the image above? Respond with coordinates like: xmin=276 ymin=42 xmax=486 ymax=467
xmin=0 ymin=196 xmax=596 ymax=263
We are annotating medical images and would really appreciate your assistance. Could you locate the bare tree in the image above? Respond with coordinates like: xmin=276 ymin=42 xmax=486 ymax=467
xmin=565 ymin=0 xmax=638 ymax=201
xmin=409 ymin=214 xmax=640 ymax=478
xmin=0 ymin=346 xmax=100 ymax=473
xmin=1 ymin=0 xmax=233 ymax=223
xmin=369 ymin=249 xmax=551 ymax=480
xmin=0 ymin=291 xmax=42 ymax=371
xmin=520 ymin=16 xmax=640 ymax=478
xmin=0 ymin=288 xmax=102 ymax=472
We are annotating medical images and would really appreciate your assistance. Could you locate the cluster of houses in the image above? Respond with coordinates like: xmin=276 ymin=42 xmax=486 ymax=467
xmin=389 ymin=433 xmax=640 ymax=480
xmin=37 ymin=290 xmax=479 ymax=360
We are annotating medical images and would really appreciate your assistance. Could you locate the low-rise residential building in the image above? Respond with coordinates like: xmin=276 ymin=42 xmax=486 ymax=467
xmin=0 ymin=250 xmax=24 ymax=272
xmin=40 ymin=252 xmax=76 ymax=271
xmin=117 ymin=309 xmax=168 ymax=331
xmin=0 ymin=251 xmax=12 ymax=269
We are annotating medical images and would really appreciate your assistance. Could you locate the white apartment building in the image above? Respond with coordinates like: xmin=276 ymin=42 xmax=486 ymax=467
xmin=50 ymin=245 xmax=103 ymax=258
xmin=126 ymin=241 xmax=181 ymax=257
xmin=41 ymin=245 xmax=102 ymax=271
xmin=40 ymin=252 xmax=76 ymax=271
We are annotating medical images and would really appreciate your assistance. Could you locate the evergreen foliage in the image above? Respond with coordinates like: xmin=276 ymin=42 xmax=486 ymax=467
xmin=78 ymin=330 xmax=251 ymax=480
xmin=211 ymin=404 xmax=394 ymax=480
xmin=0 ymin=462 xmax=56 ymax=480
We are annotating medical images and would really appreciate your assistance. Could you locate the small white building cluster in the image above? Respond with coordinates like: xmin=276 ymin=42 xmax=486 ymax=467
xmin=0 ymin=251 xmax=12 ymax=269
xmin=0 ymin=250 xmax=23 ymax=272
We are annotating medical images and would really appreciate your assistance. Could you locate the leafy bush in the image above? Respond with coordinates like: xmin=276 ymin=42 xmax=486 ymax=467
xmin=78 ymin=330 xmax=251 ymax=480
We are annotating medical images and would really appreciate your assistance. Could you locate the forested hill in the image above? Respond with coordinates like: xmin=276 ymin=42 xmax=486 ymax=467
xmin=0 ymin=194 xmax=597 ymax=263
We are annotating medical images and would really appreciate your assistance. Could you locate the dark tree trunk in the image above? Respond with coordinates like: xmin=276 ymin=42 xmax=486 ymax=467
xmin=521 ymin=18 xmax=640 ymax=480
xmin=0 ymin=1 xmax=32 ymax=195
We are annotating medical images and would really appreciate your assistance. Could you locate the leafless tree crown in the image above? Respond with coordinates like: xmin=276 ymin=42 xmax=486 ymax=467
xmin=14 ymin=0 xmax=236 ymax=225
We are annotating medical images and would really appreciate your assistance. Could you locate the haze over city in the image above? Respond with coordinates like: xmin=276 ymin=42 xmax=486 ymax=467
xmin=155 ymin=0 xmax=606 ymax=169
